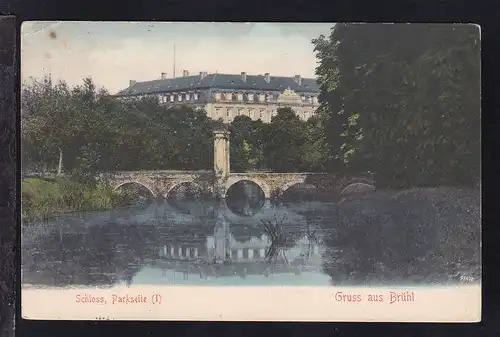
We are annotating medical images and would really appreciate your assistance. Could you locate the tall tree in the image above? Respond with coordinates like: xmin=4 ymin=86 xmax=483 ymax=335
xmin=313 ymin=23 xmax=480 ymax=188
xmin=21 ymin=76 xmax=78 ymax=175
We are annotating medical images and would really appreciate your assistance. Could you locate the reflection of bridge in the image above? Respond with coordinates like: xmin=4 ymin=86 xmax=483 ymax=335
xmin=104 ymin=129 xmax=375 ymax=199
xmin=28 ymin=198 xmax=317 ymax=231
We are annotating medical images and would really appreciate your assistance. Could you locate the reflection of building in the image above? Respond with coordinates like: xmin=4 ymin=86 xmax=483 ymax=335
xmin=115 ymin=72 xmax=320 ymax=123
xmin=209 ymin=223 xmax=270 ymax=262
xmin=156 ymin=220 xmax=322 ymax=265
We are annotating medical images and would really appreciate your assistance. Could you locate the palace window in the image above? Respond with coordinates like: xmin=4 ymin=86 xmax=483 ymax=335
xmin=186 ymin=93 xmax=190 ymax=101
xmin=215 ymin=93 xmax=221 ymax=101
xmin=312 ymin=96 xmax=318 ymax=104
xmin=307 ymin=96 xmax=312 ymax=103
xmin=225 ymin=93 xmax=233 ymax=101
xmin=194 ymin=92 xmax=199 ymax=100
xmin=170 ymin=95 xmax=175 ymax=102
xmin=237 ymin=108 xmax=243 ymax=116
xmin=259 ymin=94 xmax=265 ymax=102
xmin=237 ymin=93 xmax=243 ymax=101
xmin=247 ymin=93 xmax=254 ymax=101
xmin=178 ymin=94 xmax=182 ymax=102
xmin=266 ymin=94 xmax=273 ymax=102
xmin=226 ymin=109 xmax=230 ymax=117
xmin=215 ymin=108 xmax=221 ymax=117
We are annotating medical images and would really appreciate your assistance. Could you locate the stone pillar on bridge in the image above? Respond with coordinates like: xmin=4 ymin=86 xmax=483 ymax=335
xmin=213 ymin=128 xmax=231 ymax=198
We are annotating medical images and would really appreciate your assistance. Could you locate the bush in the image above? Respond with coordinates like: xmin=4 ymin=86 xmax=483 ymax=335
xmin=21 ymin=177 xmax=132 ymax=222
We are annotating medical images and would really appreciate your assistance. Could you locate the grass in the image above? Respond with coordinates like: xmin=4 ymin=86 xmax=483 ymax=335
xmin=21 ymin=177 xmax=134 ymax=222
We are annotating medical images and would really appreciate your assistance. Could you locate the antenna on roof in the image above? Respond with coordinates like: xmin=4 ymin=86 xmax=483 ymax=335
xmin=173 ymin=43 xmax=176 ymax=78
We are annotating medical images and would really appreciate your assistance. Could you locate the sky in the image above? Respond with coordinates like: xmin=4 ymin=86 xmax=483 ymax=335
xmin=21 ymin=22 xmax=334 ymax=94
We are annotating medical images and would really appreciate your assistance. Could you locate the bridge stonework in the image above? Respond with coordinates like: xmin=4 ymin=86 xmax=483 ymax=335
xmin=105 ymin=171 xmax=374 ymax=200
xmin=103 ymin=171 xmax=216 ymax=199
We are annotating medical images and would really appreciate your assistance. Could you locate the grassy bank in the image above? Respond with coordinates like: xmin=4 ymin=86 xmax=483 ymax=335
xmin=21 ymin=177 xmax=133 ymax=222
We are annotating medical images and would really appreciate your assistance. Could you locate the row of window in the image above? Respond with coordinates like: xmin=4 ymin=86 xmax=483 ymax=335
xmin=158 ymin=92 xmax=200 ymax=104
xmin=214 ymin=92 xmax=318 ymax=104
xmin=157 ymin=92 xmax=319 ymax=104
xmin=214 ymin=107 xmax=313 ymax=120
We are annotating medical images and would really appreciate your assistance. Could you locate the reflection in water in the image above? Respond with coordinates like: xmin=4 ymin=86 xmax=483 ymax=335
xmin=22 ymin=187 xmax=480 ymax=288
xmin=22 ymin=192 xmax=332 ymax=287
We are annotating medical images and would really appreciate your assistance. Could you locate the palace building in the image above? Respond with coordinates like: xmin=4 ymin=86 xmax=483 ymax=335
xmin=115 ymin=71 xmax=321 ymax=123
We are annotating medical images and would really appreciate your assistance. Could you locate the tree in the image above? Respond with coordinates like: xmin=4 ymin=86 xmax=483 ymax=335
xmin=313 ymin=24 xmax=480 ymax=188
xmin=230 ymin=115 xmax=255 ymax=172
xmin=21 ymin=76 xmax=79 ymax=175
xmin=299 ymin=115 xmax=328 ymax=172
xmin=263 ymin=107 xmax=307 ymax=172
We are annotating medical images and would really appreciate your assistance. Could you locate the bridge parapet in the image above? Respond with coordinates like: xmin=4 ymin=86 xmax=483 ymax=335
xmin=225 ymin=172 xmax=374 ymax=199
xmin=103 ymin=170 xmax=215 ymax=198
xmin=103 ymin=170 xmax=374 ymax=200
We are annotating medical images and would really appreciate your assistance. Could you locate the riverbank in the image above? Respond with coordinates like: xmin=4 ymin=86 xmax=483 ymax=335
xmin=21 ymin=177 xmax=133 ymax=222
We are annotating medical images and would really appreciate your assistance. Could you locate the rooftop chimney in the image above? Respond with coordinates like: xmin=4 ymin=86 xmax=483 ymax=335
xmin=294 ymin=74 xmax=302 ymax=85
xmin=161 ymin=72 xmax=167 ymax=80
xmin=183 ymin=70 xmax=189 ymax=77
xmin=129 ymin=80 xmax=137 ymax=87
xmin=241 ymin=72 xmax=247 ymax=83
xmin=200 ymin=71 xmax=208 ymax=80
xmin=264 ymin=73 xmax=270 ymax=83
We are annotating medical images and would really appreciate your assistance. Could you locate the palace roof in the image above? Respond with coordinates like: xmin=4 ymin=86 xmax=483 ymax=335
xmin=115 ymin=73 xmax=320 ymax=97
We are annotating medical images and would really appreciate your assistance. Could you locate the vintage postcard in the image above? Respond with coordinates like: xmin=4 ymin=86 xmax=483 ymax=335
xmin=20 ymin=22 xmax=481 ymax=322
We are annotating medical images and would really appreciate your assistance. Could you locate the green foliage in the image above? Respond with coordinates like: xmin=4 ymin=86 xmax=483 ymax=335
xmin=263 ymin=108 xmax=308 ymax=172
xmin=229 ymin=115 xmax=266 ymax=172
xmin=313 ymin=24 xmax=480 ymax=188
xmin=21 ymin=77 xmax=218 ymax=176
xmin=21 ymin=177 xmax=133 ymax=221
xmin=227 ymin=109 xmax=327 ymax=173
xmin=21 ymin=76 xmax=331 ymax=178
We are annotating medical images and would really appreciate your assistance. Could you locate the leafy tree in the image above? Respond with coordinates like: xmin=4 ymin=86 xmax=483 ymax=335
xmin=313 ymin=23 xmax=480 ymax=188
xmin=263 ymin=107 xmax=307 ymax=172
xmin=230 ymin=115 xmax=255 ymax=172
xmin=21 ymin=76 xmax=77 ymax=175
xmin=299 ymin=115 xmax=328 ymax=172
xmin=21 ymin=78 xmax=218 ymax=177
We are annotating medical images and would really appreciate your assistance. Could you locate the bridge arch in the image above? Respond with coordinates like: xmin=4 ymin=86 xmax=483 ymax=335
xmin=340 ymin=179 xmax=375 ymax=196
xmin=224 ymin=178 xmax=271 ymax=199
xmin=113 ymin=181 xmax=156 ymax=198
xmin=279 ymin=179 xmax=315 ymax=196
xmin=164 ymin=180 xmax=204 ymax=199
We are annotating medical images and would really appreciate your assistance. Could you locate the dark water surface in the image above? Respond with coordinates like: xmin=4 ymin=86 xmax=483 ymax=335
xmin=21 ymin=186 xmax=481 ymax=289
xmin=22 ymin=196 xmax=341 ymax=287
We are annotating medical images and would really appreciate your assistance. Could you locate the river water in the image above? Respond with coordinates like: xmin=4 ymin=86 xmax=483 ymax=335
xmin=21 ymin=183 xmax=481 ymax=288
xmin=21 ymin=185 xmax=346 ymax=288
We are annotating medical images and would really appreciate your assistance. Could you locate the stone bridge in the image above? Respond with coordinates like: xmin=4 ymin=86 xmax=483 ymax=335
xmin=103 ymin=170 xmax=374 ymax=200
xmin=102 ymin=129 xmax=375 ymax=199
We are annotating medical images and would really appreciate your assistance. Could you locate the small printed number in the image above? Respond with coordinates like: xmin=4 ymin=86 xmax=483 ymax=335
xmin=460 ymin=275 xmax=475 ymax=282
